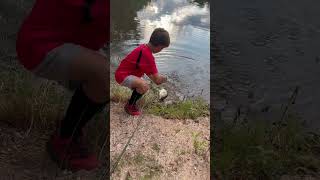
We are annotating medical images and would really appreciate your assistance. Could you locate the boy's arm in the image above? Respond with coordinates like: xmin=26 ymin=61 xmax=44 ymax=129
xmin=147 ymin=73 xmax=167 ymax=85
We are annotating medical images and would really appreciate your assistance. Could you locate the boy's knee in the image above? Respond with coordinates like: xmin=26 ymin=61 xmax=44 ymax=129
xmin=98 ymin=75 xmax=108 ymax=94
xmin=89 ymin=72 xmax=108 ymax=89
xmin=85 ymin=67 xmax=108 ymax=97
xmin=137 ymin=83 xmax=149 ymax=94
xmin=89 ymin=60 xmax=108 ymax=85
xmin=143 ymin=84 xmax=149 ymax=93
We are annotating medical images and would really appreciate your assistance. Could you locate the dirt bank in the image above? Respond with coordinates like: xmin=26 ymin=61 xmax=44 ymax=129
xmin=110 ymin=102 xmax=210 ymax=179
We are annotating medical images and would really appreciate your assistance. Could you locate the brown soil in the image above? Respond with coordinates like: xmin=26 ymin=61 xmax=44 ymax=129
xmin=110 ymin=102 xmax=210 ymax=180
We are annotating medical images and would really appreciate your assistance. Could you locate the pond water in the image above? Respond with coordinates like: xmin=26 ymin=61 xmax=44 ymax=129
xmin=213 ymin=0 xmax=320 ymax=128
xmin=111 ymin=0 xmax=210 ymax=102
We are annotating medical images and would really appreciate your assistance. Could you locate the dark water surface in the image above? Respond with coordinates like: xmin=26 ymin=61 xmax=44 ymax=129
xmin=212 ymin=0 xmax=320 ymax=128
xmin=111 ymin=0 xmax=210 ymax=102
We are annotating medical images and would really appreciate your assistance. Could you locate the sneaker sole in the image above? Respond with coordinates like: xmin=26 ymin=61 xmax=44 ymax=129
xmin=124 ymin=107 xmax=141 ymax=116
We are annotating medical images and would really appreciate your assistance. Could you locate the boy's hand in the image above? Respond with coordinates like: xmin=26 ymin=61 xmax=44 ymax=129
xmin=148 ymin=73 xmax=167 ymax=85
xmin=161 ymin=75 xmax=167 ymax=83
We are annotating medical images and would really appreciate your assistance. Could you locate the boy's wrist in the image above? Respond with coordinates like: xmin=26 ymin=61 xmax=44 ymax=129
xmin=162 ymin=76 xmax=167 ymax=83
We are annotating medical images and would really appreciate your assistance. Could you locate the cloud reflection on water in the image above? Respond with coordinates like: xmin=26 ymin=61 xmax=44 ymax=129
xmin=136 ymin=0 xmax=209 ymax=43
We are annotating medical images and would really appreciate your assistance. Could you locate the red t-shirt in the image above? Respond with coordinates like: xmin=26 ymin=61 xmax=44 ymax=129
xmin=16 ymin=0 xmax=109 ymax=70
xmin=115 ymin=44 xmax=158 ymax=84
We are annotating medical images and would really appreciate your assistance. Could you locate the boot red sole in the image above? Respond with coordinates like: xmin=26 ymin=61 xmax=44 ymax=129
xmin=124 ymin=107 xmax=141 ymax=116
xmin=46 ymin=139 xmax=99 ymax=172
xmin=46 ymin=140 xmax=70 ymax=171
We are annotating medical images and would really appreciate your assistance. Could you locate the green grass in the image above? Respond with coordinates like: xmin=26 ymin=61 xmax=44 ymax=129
xmin=110 ymin=82 xmax=131 ymax=102
xmin=174 ymin=149 xmax=189 ymax=156
xmin=192 ymin=132 xmax=209 ymax=157
xmin=213 ymin=117 xmax=320 ymax=180
xmin=0 ymin=69 xmax=67 ymax=131
xmin=147 ymin=98 xmax=209 ymax=120
xmin=132 ymin=152 xmax=163 ymax=180
xmin=111 ymin=80 xmax=209 ymax=120
xmin=112 ymin=152 xmax=163 ymax=179
xmin=152 ymin=143 xmax=161 ymax=153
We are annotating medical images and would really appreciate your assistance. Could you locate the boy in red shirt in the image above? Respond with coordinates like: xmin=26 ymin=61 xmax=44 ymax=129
xmin=16 ymin=0 xmax=109 ymax=171
xmin=115 ymin=28 xmax=169 ymax=115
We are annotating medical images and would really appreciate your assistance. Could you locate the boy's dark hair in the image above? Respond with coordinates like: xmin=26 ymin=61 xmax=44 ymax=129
xmin=149 ymin=28 xmax=170 ymax=47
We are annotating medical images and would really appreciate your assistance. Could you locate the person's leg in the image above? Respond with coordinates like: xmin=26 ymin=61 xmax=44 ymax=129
xmin=59 ymin=85 xmax=107 ymax=139
xmin=121 ymin=75 xmax=149 ymax=115
xmin=33 ymin=43 xmax=109 ymax=171
xmin=128 ymin=77 xmax=149 ymax=95
xmin=59 ymin=45 xmax=109 ymax=140
xmin=123 ymin=75 xmax=148 ymax=103
xmin=128 ymin=89 xmax=143 ymax=105
xmin=56 ymin=45 xmax=108 ymax=170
